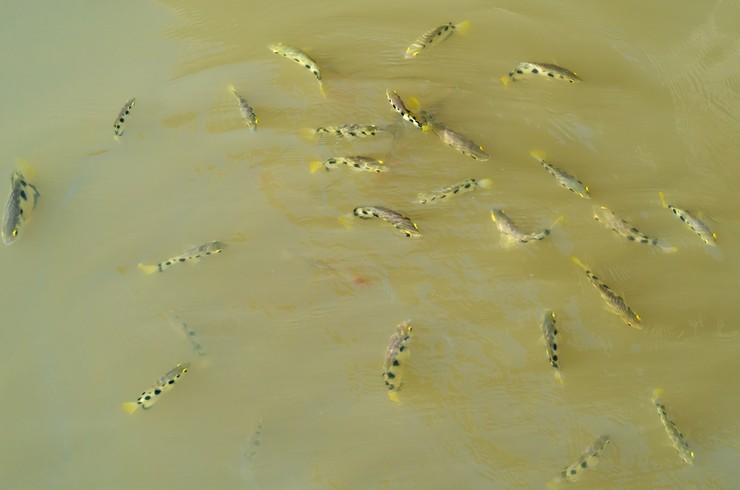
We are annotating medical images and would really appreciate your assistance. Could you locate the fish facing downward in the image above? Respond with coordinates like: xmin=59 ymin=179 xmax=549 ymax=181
xmin=502 ymin=62 xmax=581 ymax=86
xmin=422 ymin=111 xmax=490 ymax=161
xmin=268 ymin=43 xmax=324 ymax=96
xmin=571 ymin=257 xmax=641 ymax=329
xmin=659 ymin=192 xmax=717 ymax=246
xmin=529 ymin=150 xmax=589 ymax=198
xmin=229 ymin=85 xmax=258 ymax=130
xmin=353 ymin=206 xmax=421 ymax=238
xmin=405 ymin=21 xmax=470 ymax=58
xmin=417 ymin=178 xmax=492 ymax=204
xmin=122 ymin=363 xmax=190 ymax=413
xmin=309 ymin=156 xmax=385 ymax=174
xmin=385 ymin=89 xmax=428 ymax=131
xmin=652 ymin=388 xmax=694 ymax=465
xmin=138 ymin=241 xmax=227 ymax=274
xmin=382 ymin=320 xmax=413 ymax=400
xmin=2 ymin=168 xmax=40 ymax=245
xmin=113 ymin=97 xmax=136 ymax=138
xmin=490 ymin=209 xmax=559 ymax=243
xmin=593 ymin=205 xmax=676 ymax=253
xmin=549 ymin=435 xmax=610 ymax=486
xmin=540 ymin=310 xmax=562 ymax=383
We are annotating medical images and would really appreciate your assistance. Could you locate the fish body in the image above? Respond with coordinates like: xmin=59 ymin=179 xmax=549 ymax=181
xmin=139 ymin=241 xmax=227 ymax=274
xmin=652 ymin=388 xmax=694 ymax=464
xmin=490 ymin=209 xmax=555 ymax=243
xmin=353 ymin=206 xmax=421 ymax=238
xmin=540 ymin=310 xmax=561 ymax=382
xmin=503 ymin=62 xmax=580 ymax=85
xmin=405 ymin=21 xmax=470 ymax=58
xmin=659 ymin=192 xmax=716 ymax=246
xmin=113 ymin=97 xmax=136 ymax=137
xmin=551 ymin=435 xmax=610 ymax=485
xmin=229 ymin=86 xmax=258 ymax=129
xmin=2 ymin=170 xmax=40 ymax=245
xmin=241 ymin=419 xmax=264 ymax=481
xmin=310 ymin=156 xmax=384 ymax=174
xmin=268 ymin=43 xmax=324 ymax=95
xmin=593 ymin=206 xmax=676 ymax=252
xmin=572 ymin=257 xmax=641 ymax=328
xmin=529 ymin=150 xmax=589 ymax=198
xmin=383 ymin=320 xmax=413 ymax=395
xmin=422 ymin=112 xmax=490 ymax=161
xmin=386 ymin=90 xmax=427 ymax=130
xmin=417 ymin=178 xmax=492 ymax=204
xmin=122 ymin=363 xmax=189 ymax=413
xmin=168 ymin=313 xmax=206 ymax=358
xmin=315 ymin=124 xmax=382 ymax=138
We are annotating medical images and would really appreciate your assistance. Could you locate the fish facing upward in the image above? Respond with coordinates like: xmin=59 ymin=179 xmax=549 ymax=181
xmin=229 ymin=85 xmax=258 ymax=130
xmin=139 ymin=241 xmax=227 ymax=274
xmin=268 ymin=43 xmax=324 ymax=96
xmin=652 ymin=388 xmax=694 ymax=465
xmin=353 ymin=206 xmax=421 ymax=238
xmin=122 ymin=363 xmax=190 ymax=413
xmin=315 ymin=124 xmax=383 ymax=138
xmin=659 ymin=192 xmax=717 ymax=246
xmin=540 ymin=310 xmax=562 ymax=383
xmin=501 ymin=62 xmax=580 ymax=86
xmin=2 ymin=166 xmax=40 ymax=246
xmin=571 ymin=257 xmax=642 ymax=329
xmin=168 ymin=313 xmax=206 ymax=358
xmin=422 ymin=111 xmax=490 ymax=161
xmin=529 ymin=150 xmax=589 ymax=198
xmin=382 ymin=320 xmax=413 ymax=400
xmin=404 ymin=21 xmax=470 ymax=58
xmin=309 ymin=156 xmax=385 ymax=174
xmin=385 ymin=89 xmax=428 ymax=131
xmin=593 ymin=205 xmax=677 ymax=253
xmin=416 ymin=178 xmax=492 ymax=204
xmin=549 ymin=435 xmax=610 ymax=486
xmin=490 ymin=209 xmax=560 ymax=243
xmin=113 ymin=97 xmax=136 ymax=138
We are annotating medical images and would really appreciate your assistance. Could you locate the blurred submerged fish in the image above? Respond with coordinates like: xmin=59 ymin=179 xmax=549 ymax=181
xmin=241 ymin=419 xmax=264 ymax=482
xmin=571 ymin=257 xmax=641 ymax=328
xmin=167 ymin=313 xmax=206 ymax=358
xmin=122 ymin=363 xmax=189 ymax=413
xmin=113 ymin=97 xmax=136 ymax=138
xmin=502 ymin=62 xmax=580 ymax=86
xmin=383 ymin=320 xmax=413 ymax=401
xmin=309 ymin=156 xmax=385 ymax=174
xmin=422 ymin=111 xmax=490 ymax=161
xmin=353 ymin=206 xmax=421 ymax=238
xmin=314 ymin=124 xmax=383 ymax=138
xmin=404 ymin=21 xmax=470 ymax=58
xmin=652 ymin=388 xmax=694 ymax=465
xmin=139 ymin=241 xmax=227 ymax=274
xmin=416 ymin=178 xmax=492 ymax=204
xmin=529 ymin=150 xmax=589 ymax=198
xmin=386 ymin=89 xmax=427 ymax=130
xmin=593 ymin=205 xmax=676 ymax=253
xmin=2 ymin=163 xmax=40 ymax=245
xmin=540 ymin=310 xmax=562 ymax=383
xmin=491 ymin=209 xmax=559 ymax=243
xmin=268 ymin=43 xmax=324 ymax=96
xmin=229 ymin=85 xmax=258 ymax=130
xmin=549 ymin=435 xmax=610 ymax=487
xmin=659 ymin=192 xmax=716 ymax=246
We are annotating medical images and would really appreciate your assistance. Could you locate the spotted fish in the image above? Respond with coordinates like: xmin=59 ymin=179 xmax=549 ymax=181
xmin=241 ymin=419 xmax=264 ymax=482
xmin=549 ymin=435 xmax=610 ymax=486
xmin=659 ymin=192 xmax=716 ymax=246
xmin=540 ymin=310 xmax=562 ymax=383
xmin=122 ymin=363 xmax=189 ymax=413
xmin=139 ymin=241 xmax=227 ymax=274
xmin=268 ymin=43 xmax=324 ymax=96
xmin=353 ymin=206 xmax=421 ymax=238
xmin=593 ymin=205 xmax=676 ymax=252
xmin=309 ymin=156 xmax=385 ymax=174
xmin=229 ymin=85 xmax=258 ymax=130
xmin=416 ymin=178 xmax=492 ymax=204
xmin=315 ymin=124 xmax=382 ymax=138
xmin=529 ymin=150 xmax=589 ymax=198
xmin=2 ymin=166 xmax=40 ymax=245
xmin=113 ymin=97 xmax=136 ymax=138
xmin=168 ymin=313 xmax=206 ymax=358
xmin=405 ymin=21 xmax=470 ymax=58
xmin=386 ymin=89 xmax=427 ymax=130
xmin=571 ymin=257 xmax=641 ymax=328
xmin=502 ymin=62 xmax=580 ymax=86
xmin=422 ymin=111 xmax=490 ymax=161
xmin=652 ymin=388 xmax=694 ymax=465
xmin=491 ymin=209 xmax=560 ymax=243
xmin=382 ymin=320 xmax=413 ymax=401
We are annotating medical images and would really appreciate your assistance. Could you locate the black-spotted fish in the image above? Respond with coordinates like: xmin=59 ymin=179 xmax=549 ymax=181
xmin=113 ymin=97 xmax=136 ymax=138
xmin=168 ymin=313 xmax=206 ymax=358
xmin=572 ymin=257 xmax=641 ymax=329
xmin=122 ymin=363 xmax=189 ymax=413
xmin=529 ymin=150 xmax=589 ymax=198
xmin=421 ymin=111 xmax=490 ymax=161
xmin=593 ymin=205 xmax=676 ymax=253
xmin=404 ymin=21 xmax=470 ymax=58
xmin=315 ymin=124 xmax=382 ymax=138
xmin=2 ymin=164 xmax=40 ymax=245
xmin=416 ymin=178 xmax=492 ymax=204
xmin=540 ymin=310 xmax=562 ymax=383
xmin=659 ymin=192 xmax=716 ymax=246
xmin=353 ymin=206 xmax=421 ymax=238
xmin=139 ymin=241 xmax=227 ymax=274
xmin=241 ymin=419 xmax=264 ymax=482
xmin=549 ymin=435 xmax=610 ymax=487
xmin=383 ymin=320 xmax=413 ymax=401
xmin=652 ymin=388 xmax=694 ymax=465
xmin=309 ymin=156 xmax=385 ymax=174
xmin=268 ymin=43 xmax=324 ymax=96
xmin=229 ymin=85 xmax=258 ymax=130
xmin=502 ymin=62 xmax=580 ymax=86
xmin=491 ymin=209 xmax=560 ymax=243
xmin=386 ymin=90 xmax=427 ymax=130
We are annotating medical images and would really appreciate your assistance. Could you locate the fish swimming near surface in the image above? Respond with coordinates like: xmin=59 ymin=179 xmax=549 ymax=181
xmin=139 ymin=241 xmax=227 ymax=274
xmin=529 ymin=150 xmax=590 ymax=198
xmin=652 ymin=388 xmax=694 ymax=465
xmin=314 ymin=124 xmax=383 ymax=138
xmin=386 ymin=89 xmax=427 ymax=130
xmin=571 ymin=257 xmax=641 ymax=328
xmin=422 ymin=111 xmax=490 ymax=161
xmin=309 ymin=156 xmax=385 ymax=174
xmin=268 ymin=43 xmax=324 ymax=96
xmin=501 ymin=62 xmax=580 ymax=86
xmin=353 ymin=206 xmax=421 ymax=238
xmin=658 ymin=192 xmax=716 ymax=246
xmin=2 ymin=163 xmax=40 ymax=245
xmin=416 ymin=178 xmax=492 ymax=204
xmin=540 ymin=310 xmax=562 ymax=383
xmin=490 ymin=209 xmax=560 ymax=243
xmin=405 ymin=21 xmax=470 ymax=58
xmin=122 ymin=363 xmax=190 ymax=413
xmin=383 ymin=320 xmax=413 ymax=401
xmin=228 ymin=85 xmax=258 ymax=130
xmin=113 ymin=97 xmax=136 ymax=139
xmin=549 ymin=435 xmax=610 ymax=487
xmin=593 ymin=205 xmax=676 ymax=253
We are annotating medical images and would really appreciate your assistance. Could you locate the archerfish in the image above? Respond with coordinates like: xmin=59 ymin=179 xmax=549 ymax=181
xmin=549 ymin=435 xmax=610 ymax=486
xmin=593 ymin=205 xmax=676 ymax=253
xmin=405 ymin=21 xmax=470 ymax=58
xmin=416 ymin=178 xmax=492 ymax=204
xmin=652 ymin=388 xmax=694 ymax=465
xmin=122 ymin=363 xmax=190 ymax=413
xmin=268 ymin=43 xmax=324 ymax=96
xmin=229 ymin=85 xmax=258 ymax=130
xmin=139 ymin=241 xmax=227 ymax=274
xmin=386 ymin=89 xmax=427 ymax=130
xmin=113 ymin=97 xmax=136 ymax=138
xmin=309 ymin=156 xmax=385 ymax=174
xmin=540 ymin=310 xmax=562 ymax=383
xmin=502 ymin=62 xmax=580 ymax=86
xmin=571 ymin=257 xmax=641 ymax=329
xmin=659 ymin=192 xmax=716 ymax=246
xmin=491 ymin=209 xmax=560 ymax=243
xmin=2 ymin=166 xmax=40 ymax=245
xmin=382 ymin=320 xmax=413 ymax=402
xmin=422 ymin=111 xmax=490 ymax=161
xmin=353 ymin=206 xmax=421 ymax=238
xmin=529 ymin=150 xmax=589 ymax=198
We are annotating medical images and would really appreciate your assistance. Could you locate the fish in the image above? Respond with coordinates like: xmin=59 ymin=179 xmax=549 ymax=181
xmin=502 ymin=62 xmax=580 ymax=86
xmin=571 ymin=257 xmax=641 ymax=328
xmin=659 ymin=192 xmax=716 ymax=246
xmin=529 ymin=150 xmax=590 ymax=198
xmin=490 ymin=209 xmax=560 ymax=243
xmin=138 ymin=241 xmax=227 ymax=274
xmin=122 ymin=363 xmax=190 ymax=413
xmin=652 ymin=388 xmax=694 ymax=465
xmin=549 ymin=435 xmax=610 ymax=486
xmin=382 ymin=320 xmax=413 ymax=401
xmin=309 ymin=156 xmax=385 ymax=174
xmin=540 ymin=310 xmax=562 ymax=383
xmin=593 ymin=205 xmax=676 ymax=253
xmin=268 ymin=43 xmax=324 ymax=96
xmin=229 ymin=85 xmax=258 ymax=130
xmin=422 ymin=111 xmax=490 ymax=161
xmin=2 ymin=165 xmax=40 ymax=245
xmin=353 ymin=206 xmax=421 ymax=238
xmin=416 ymin=178 xmax=492 ymax=204
xmin=314 ymin=124 xmax=383 ymax=138
xmin=385 ymin=89 xmax=427 ymax=130
xmin=167 ymin=313 xmax=206 ymax=358
xmin=113 ymin=97 xmax=136 ymax=138
xmin=404 ymin=21 xmax=470 ymax=58
xmin=240 ymin=419 xmax=264 ymax=482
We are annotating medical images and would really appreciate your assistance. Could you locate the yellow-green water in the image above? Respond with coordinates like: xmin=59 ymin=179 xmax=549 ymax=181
xmin=2 ymin=0 xmax=739 ymax=488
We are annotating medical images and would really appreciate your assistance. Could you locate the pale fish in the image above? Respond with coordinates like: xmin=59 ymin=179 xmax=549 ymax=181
xmin=549 ymin=435 xmax=610 ymax=487
xmin=422 ymin=111 xmax=490 ymax=161
xmin=168 ymin=313 xmax=206 ymax=358
xmin=659 ymin=192 xmax=716 ymax=246
xmin=502 ymin=62 xmax=580 ymax=86
xmin=385 ymin=89 xmax=427 ymax=130
xmin=241 ymin=419 xmax=264 ymax=482
xmin=315 ymin=124 xmax=383 ymax=138
xmin=405 ymin=21 xmax=470 ymax=58
xmin=229 ymin=85 xmax=258 ymax=130
xmin=309 ymin=156 xmax=385 ymax=174
xmin=268 ymin=43 xmax=324 ymax=96
xmin=383 ymin=320 xmax=413 ymax=401
xmin=572 ymin=257 xmax=641 ymax=329
xmin=139 ymin=241 xmax=227 ymax=274
xmin=529 ymin=150 xmax=590 ymax=198
xmin=113 ymin=97 xmax=136 ymax=138
xmin=2 ymin=164 xmax=40 ymax=245
xmin=353 ymin=206 xmax=421 ymax=238
xmin=490 ymin=209 xmax=560 ymax=243
xmin=540 ymin=310 xmax=562 ymax=383
xmin=122 ymin=363 xmax=190 ymax=413
xmin=416 ymin=178 xmax=492 ymax=204
xmin=652 ymin=388 xmax=694 ymax=465
xmin=593 ymin=205 xmax=676 ymax=253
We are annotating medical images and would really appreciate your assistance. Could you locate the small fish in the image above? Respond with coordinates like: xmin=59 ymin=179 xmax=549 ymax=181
xmin=659 ymin=192 xmax=716 ymax=246
xmin=2 ymin=166 xmax=40 ymax=245
xmin=571 ymin=257 xmax=641 ymax=328
xmin=168 ymin=313 xmax=206 ymax=358
xmin=404 ymin=21 xmax=470 ymax=58
xmin=502 ymin=62 xmax=580 ymax=85
xmin=309 ymin=156 xmax=385 ymax=174
xmin=315 ymin=124 xmax=383 ymax=138
xmin=122 ymin=363 xmax=190 ymax=413
xmin=422 ymin=111 xmax=490 ymax=161
xmin=382 ymin=320 xmax=413 ymax=399
xmin=113 ymin=97 xmax=136 ymax=138
xmin=229 ymin=85 xmax=258 ymax=130
xmin=268 ymin=43 xmax=324 ymax=96
xmin=593 ymin=205 xmax=676 ymax=252
xmin=490 ymin=209 xmax=559 ymax=243
xmin=386 ymin=89 xmax=427 ymax=130
xmin=652 ymin=388 xmax=694 ymax=465
xmin=139 ymin=241 xmax=227 ymax=274
xmin=241 ymin=419 xmax=264 ymax=482
xmin=416 ymin=178 xmax=492 ymax=204
xmin=550 ymin=435 xmax=610 ymax=486
xmin=353 ymin=206 xmax=421 ymax=238
xmin=540 ymin=310 xmax=562 ymax=383
xmin=529 ymin=150 xmax=589 ymax=198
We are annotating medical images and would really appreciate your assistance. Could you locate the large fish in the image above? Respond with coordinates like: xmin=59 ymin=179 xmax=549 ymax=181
xmin=659 ymin=192 xmax=716 ymax=246
xmin=593 ymin=205 xmax=676 ymax=253
xmin=572 ymin=257 xmax=641 ymax=328
xmin=404 ymin=21 xmax=470 ymax=58
xmin=139 ymin=241 xmax=227 ymax=274
xmin=2 ymin=165 xmax=40 ymax=245
xmin=652 ymin=388 xmax=694 ymax=465
xmin=353 ymin=206 xmax=421 ymax=238
xmin=268 ymin=43 xmax=324 ymax=96
xmin=386 ymin=90 xmax=427 ymax=130
xmin=122 ymin=363 xmax=190 ymax=413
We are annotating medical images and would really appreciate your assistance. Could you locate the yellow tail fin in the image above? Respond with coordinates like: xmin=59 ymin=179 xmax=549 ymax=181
xmin=15 ymin=158 xmax=38 ymax=182
xmin=138 ymin=263 xmax=159 ymax=275
xmin=455 ymin=20 xmax=471 ymax=35
xmin=298 ymin=127 xmax=318 ymax=142
xmin=658 ymin=191 xmax=669 ymax=208
xmin=652 ymin=387 xmax=664 ymax=403
xmin=571 ymin=256 xmax=588 ymax=270
xmin=227 ymin=83 xmax=237 ymax=94
xmin=122 ymin=402 xmax=139 ymax=414
xmin=406 ymin=96 xmax=421 ymax=113
xmin=337 ymin=214 xmax=354 ymax=230
xmin=490 ymin=210 xmax=498 ymax=222
xmin=318 ymin=82 xmax=326 ymax=98
xmin=529 ymin=149 xmax=547 ymax=162
xmin=554 ymin=370 xmax=563 ymax=385
xmin=309 ymin=161 xmax=325 ymax=173
xmin=477 ymin=178 xmax=493 ymax=189
xmin=387 ymin=391 xmax=401 ymax=403
xmin=500 ymin=75 xmax=511 ymax=87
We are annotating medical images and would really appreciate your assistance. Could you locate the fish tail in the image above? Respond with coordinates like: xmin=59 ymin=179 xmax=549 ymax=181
xmin=309 ymin=161 xmax=325 ymax=174
xmin=113 ymin=135 xmax=121 ymax=143
xmin=490 ymin=210 xmax=498 ymax=222
xmin=500 ymin=75 xmax=511 ymax=87
xmin=659 ymin=243 xmax=678 ymax=254
xmin=15 ymin=158 xmax=38 ymax=182
xmin=571 ymin=256 xmax=588 ymax=270
xmin=529 ymin=149 xmax=547 ymax=162
xmin=387 ymin=391 xmax=401 ymax=404
xmin=477 ymin=178 xmax=493 ymax=189
xmin=455 ymin=20 xmax=471 ymax=35
xmin=122 ymin=402 xmax=139 ymax=414
xmin=138 ymin=263 xmax=159 ymax=275
xmin=652 ymin=387 xmax=664 ymax=403
xmin=406 ymin=96 xmax=421 ymax=112
xmin=227 ymin=84 xmax=237 ymax=94
xmin=658 ymin=191 xmax=669 ymax=208
xmin=554 ymin=370 xmax=563 ymax=385
xmin=337 ymin=214 xmax=354 ymax=230
xmin=298 ymin=127 xmax=318 ymax=142
xmin=319 ymin=82 xmax=326 ymax=98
